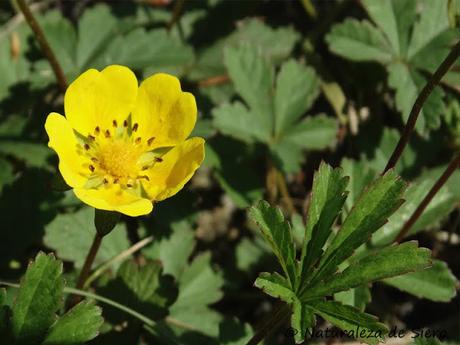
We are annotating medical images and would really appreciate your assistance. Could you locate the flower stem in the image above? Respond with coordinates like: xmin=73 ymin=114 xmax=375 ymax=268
xmin=383 ymin=40 xmax=460 ymax=174
xmin=245 ymin=302 xmax=291 ymax=345
xmin=16 ymin=0 xmax=67 ymax=92
xmin=69 ymin=232 xmax=103 ymax=307
xmin=394 ymin=153 xmax=460 ymax=243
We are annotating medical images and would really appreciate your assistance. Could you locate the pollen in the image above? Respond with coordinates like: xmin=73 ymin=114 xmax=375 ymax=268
xmin=97 ymin=140 xmax=142 ymax=179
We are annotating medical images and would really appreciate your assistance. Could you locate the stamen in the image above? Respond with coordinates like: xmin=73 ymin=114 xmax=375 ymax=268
xmin=89 ymin=165 xmax=95 ymax=172
xmin=113 ymin=178 xmax=119 ymax=184
xmin=91 ymin=157 xmax=98 ymax=163
xmin=147 ymin=137 xmax=155 ymax=146
xmin=103 ymin=178 xmax=108 ymax=184
xmin=88 ymin=135 xmax=95 ymax=141
xmin=142 ymin=166 xmax=149 ymax=170
xmin=95 ymin=126 xmax=100 ymax=135
xmin=105 ymin=129 xmax=111 ymax=138
xmin=132 ymin=123 xmax=138 ymax=132
xmin=126 ymin=183 xmax=133 ymax=188
xmin=135 ymin=137 xmax=141 ymax=144
xmin=84 ymin=144 xmax=90 ymax=150
xmin=123 ymin=120 xmax=128 ymax=127
xmin=140 ymin=175 xmax=150 ymax=181
xmin=155 ymin=157 xmax=163 ymax=163
xmin=112 ymin=120 xmax=118 ymax=127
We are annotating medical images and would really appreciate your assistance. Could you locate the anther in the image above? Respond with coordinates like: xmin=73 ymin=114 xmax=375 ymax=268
xmin=126 ymin=183 xmax=133 ymax=188
xmin=123 ymin=120 xmax=128 ymax=127
xmin=147 ymin=137 xmax=155 ymax=146
xmin=135 ymin=137 xmax=141 ymax=144
xmin=140 ymin=175 xmax=150 ymax=181
xmin=132 ymin=123 xmax=138 ymax=132
xmin=113 ymin=178 xmax=119 ymax=184
xmin=89 ymin=165 xmax=95 ymax=172
xmin=142 ymin=166 xmax=149 ymax=170
xmin=105 ymin=129 xmax=111 ymax=138
xmin=88 ymin=135 xmax=95 ymax=141
xmin=103 ymin=178 xmax=108 ymax=184
xmin=91 ymin=157 xmax=98 ymax=162
xmin=112 ymin=120 xmax=117 ymax=127
xmin=95 ymin=126 xmax=100 ymax=135
xmin=84 ymin=144 xmax=90 ymax=150
xmin=154 ymin=157 xmax=163 ymax=163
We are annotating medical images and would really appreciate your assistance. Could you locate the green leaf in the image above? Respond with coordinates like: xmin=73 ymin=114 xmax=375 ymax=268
xmin=312 ymin=170 xmax=406 ymax=284
xmin=190 ymin=18 xmax=299 ymax=80
xmin=372 ymin=178 xmax=455 ymax=246
xmin=103 ymin=29 xmax=194 ymax=77
xmin=0 ymin=141 xmax=51 ymax=169
xmin=384 ymin=259 xmax=457 ymax=302
xmin=300 ymin=163 xmax=349 ymax=279
xmin=326 ymin=19 xmax=393 ymax=63
xmin=254 ymin=272 xmax=295 ymax=303
xmin=302 ymin=242 xmax=431 ymax=300
xmin=274 ymin=60 xmax=320 ymax=135
xmin=144 ymin=224 xmax=195 ymax=279
xmin=42 ymin=302 xmax=103 ymax=345
xmin=44 ymin=207 xmax=130 ymax=269
xmin=249 ymin=201 xmax=297 ymax=285
xmin=102 ymin=260 xmax=178 ymax=320
xmin=388 ymin=62 xmax=445 ymax=132
xmin=0 ymin=157 xmax=15 ymax=194
xmin=0 ymin=288 xmax=11 ymax=340
xmin=408 ymin=0 xmax=450 ymax=59
xmin=219 ymin=319 xmax=253 ymax=345
xmin=334 ymin=285 xmax=371 ymax=311
xmin=291 ymin=300 xmax=315 ymax=344
xmin=11 ymin=252 xmax=64 ymax=345
xmin=309 ymin=300 xmax=388 ymax=345
xmin=212 ymin=101 xmax=266 ymax=143
xmin=279 ymin=115 xmax=338 ymax=150
xmin=76 ymin=4 xmax=117 ymax=69
xmin=168 ymin=252 xmax=224 ymax=337
xmin=362 ymin=0 xmax=416 ymax=56
xmin=224 ymin=45 xmax=274 ymax=142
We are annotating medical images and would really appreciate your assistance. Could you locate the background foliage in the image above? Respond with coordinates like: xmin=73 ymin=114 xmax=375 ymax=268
xmin=0 ymin=0 xmax=459 ymax=344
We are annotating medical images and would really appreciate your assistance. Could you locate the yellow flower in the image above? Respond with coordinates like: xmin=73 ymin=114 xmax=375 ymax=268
xmin=45 ymin=65 xmax=205 ymax=217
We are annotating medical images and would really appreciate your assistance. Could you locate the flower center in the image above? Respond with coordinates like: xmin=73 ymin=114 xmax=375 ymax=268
xmin=78 ymin=120 xmax=160 ymax=190
xmin=98 ymin=140 xmax=141 ymax=178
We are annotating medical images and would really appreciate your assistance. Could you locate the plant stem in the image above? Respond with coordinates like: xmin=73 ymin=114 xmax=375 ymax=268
xmin=16 ymin=0 xmax=67 ymax=92
xmin=167 ymin=0 xmax=185 ymax=31
xmin=277 ymin=171 xmax=296 ymax=214
xmin=394 ymin=153 xmax=460 ymax=243
xmin=245 ymin=303 xmax=291 ymax=345
xmin=69 ymin=232 xmax=103 ymax=306
xmin=383 ymin=40 xmax=460 ymax=174
xmin=83 ymin=236 xmax=153 ymax=289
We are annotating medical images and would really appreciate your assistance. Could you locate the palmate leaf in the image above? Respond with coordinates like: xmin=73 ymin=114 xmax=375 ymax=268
xmin=311 ymin=170 xmax=407 ymax=284
xmin=214 ymin=44 xmax=337 ymax=175
xmin=301 ymin=242 xmax=431 ymax=300
xmin=251 ymin=164 xmax=432 ymax=344
xmin=249 ymin=201 xmax=297 ymax=286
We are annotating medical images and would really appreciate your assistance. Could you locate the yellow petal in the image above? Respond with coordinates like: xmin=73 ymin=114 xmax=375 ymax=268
xmin=45 ymin=112 xmax=88 ymax=188
xmin=64 ymin=65 xmax=138 ymax=135
xmin=74 ymin=185 xmax=153 ymax=217
xmin=143 ymin=137 xmax=205 ymax=201
xmin=132 ymin=73 xmax=197 ymax=148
